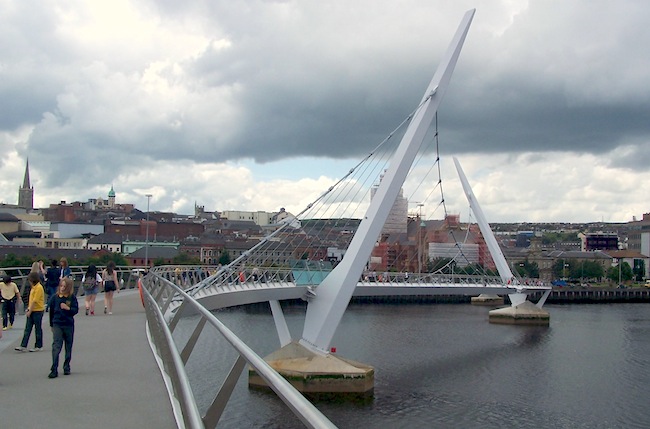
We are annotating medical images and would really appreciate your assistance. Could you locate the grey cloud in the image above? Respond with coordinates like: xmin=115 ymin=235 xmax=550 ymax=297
xmin=2 ymin=0 xmax=650 ymax=211
xmin=171 ymin=1 xmax=650 ymax=170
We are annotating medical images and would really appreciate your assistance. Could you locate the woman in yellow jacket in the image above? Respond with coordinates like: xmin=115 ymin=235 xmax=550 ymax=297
xmin=15 ymin=272 xmax=45 ymax=352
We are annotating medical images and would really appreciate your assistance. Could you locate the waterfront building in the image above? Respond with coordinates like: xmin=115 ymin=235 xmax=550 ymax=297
xmin=0 ymin=213 xmax=21 ymax=234
xmin=429 ymin=242 xmax=480 ymax=266
xmin=42 ymin=200 xmax=134 ymax=222
xmin=370 ymin=173 xmax=408 ymax=236
xmin=86 ymin=233 xmax=124 ymax=253
xmin=269 ymin=208 xmax=300 ymax=228
xmin=49 ymin=221 xmax=104 ymax=239
xmin=17 ymin=216 xmax=49 ymax=236
xmin=12 ymin=235 xmax=87 ymax=251
xmin=369 ymin=234 xmax=413 ymax=272
xmin=9 ymin=220 xmax=103 ymax=250
xmin=515 ymin=231 xmax=535 ymax=247
xmin=222 ymin=239 xmax=260 ymax=262
xmin=427 ymin=214 xmax=496 ymax=271
xmin=605 ymin=249 xmax=650 ymax=281
xmin=367 ymin=214 xmax=497 ymax=274
xmin=122 ymin=237 xmax=179 ymax=255
xmin=579 ymin=232 xmax=619 ymax=252
xmin=204 ymin=219 xmax=264 ymax=239
xmin=221 ymin=210 xmax=276 ymax=226
xmin=627 ymin=213 xmax=650 ymax=259
xmin=528 ymin=250 xmax=612 ymax=283
xmin=179 ymin=234 xmax=225 ymax=265
xmin=126 ymin=245 xmax=179 ymax=266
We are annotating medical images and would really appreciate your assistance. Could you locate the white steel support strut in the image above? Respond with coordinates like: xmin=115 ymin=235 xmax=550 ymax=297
xmin=453 ymin=157 xmax=514 ymax=283
xmin=300 ymin=9 xmax=476 ymax=353
xmin=454 ymin=157 xmax=527 ymax=307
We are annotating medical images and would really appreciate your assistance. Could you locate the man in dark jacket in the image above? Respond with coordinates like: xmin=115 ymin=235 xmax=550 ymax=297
xmin=44 ymin=259 xmax=61 ymax=311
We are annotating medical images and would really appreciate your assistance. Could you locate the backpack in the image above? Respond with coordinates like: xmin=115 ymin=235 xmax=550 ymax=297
xmin=83 ymin=275 xmax=97 ymax=290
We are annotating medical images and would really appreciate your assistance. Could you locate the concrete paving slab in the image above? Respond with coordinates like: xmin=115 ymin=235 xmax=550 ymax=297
xmin=0 ymin=290 xmax=177 ymax=429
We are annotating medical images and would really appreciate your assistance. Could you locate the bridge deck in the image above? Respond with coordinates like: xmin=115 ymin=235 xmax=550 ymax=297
xmin=0 ymin=290 xmax=176 ymax=429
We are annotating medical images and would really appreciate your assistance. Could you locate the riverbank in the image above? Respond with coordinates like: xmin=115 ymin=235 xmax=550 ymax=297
xmin=222 ymin=287 xmax=650 ymax=308
xmin=351 ymin=286 xmax=650 ymax=304
xmin=528 ymin=286 xmax=650 ymax=304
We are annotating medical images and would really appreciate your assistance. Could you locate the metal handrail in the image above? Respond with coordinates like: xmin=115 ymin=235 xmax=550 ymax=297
xmin=141 ymin=280 xmax=205 ymax=429
xmin=141 ymin=272 xmax=338 ymax=429
xmin=1 ymin=265 xmax=147 ymax=312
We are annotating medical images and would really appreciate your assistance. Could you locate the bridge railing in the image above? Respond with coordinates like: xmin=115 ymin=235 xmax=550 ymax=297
xmin=147 ymin=265 xmax=511 ymax=305
xmin=0 ymin=265 xmax=147 ymax=312
xmin=141 ymin=271 xmax=338 ymax=429
xmin=147 ymin=265 xmax=301 ymax=298
xmin=357 ymin=272 xmax=507 ymax=286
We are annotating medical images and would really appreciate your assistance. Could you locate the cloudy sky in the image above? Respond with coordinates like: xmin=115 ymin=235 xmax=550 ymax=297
xmin=0 ymin=0 xmax=648 ymax=223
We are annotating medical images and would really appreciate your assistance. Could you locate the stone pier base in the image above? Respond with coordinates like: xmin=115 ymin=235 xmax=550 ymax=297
xmin=489 ymin=301 xmax=550 ymax=325
xmin=248 ymin=341 xmax=374 ymax=396
xmin=471 ymin=294 xmax=504 ymax=306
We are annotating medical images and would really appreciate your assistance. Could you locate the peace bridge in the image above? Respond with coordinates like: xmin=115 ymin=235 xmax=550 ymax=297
xmin=2 ymin=10 xmax=558 ymax=428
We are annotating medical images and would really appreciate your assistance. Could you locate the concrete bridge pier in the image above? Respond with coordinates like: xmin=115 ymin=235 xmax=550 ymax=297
xmin=248 ymin=341 xmax=374 ymax=397
xmin=471 ymin=294 xmax=504 ymax=306
xmin=488 ymin=300 xmax=550 ymax=326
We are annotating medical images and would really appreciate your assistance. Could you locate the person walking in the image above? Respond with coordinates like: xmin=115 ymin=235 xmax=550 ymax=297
xmin=30 ymin=260 xmax=45 ymax=282
xmin=48 ymin=277 xmax=78 ymax=378
xmin=81 ymin=264 xmax=101 ymax=316
xmin=15 ymin=272 xmax=45 ymax=352
xmin=59 ymin=257 xmax=72 ymax=279
xmin=101 ymin=261 xmax=120 ymax=315
xmin=24 ymin=260 xmax=45 ymax=310
xmin=44 ymin=259 xmax=61 ymax=311
xmin=1 ymin=275 xmax=20 ymax=330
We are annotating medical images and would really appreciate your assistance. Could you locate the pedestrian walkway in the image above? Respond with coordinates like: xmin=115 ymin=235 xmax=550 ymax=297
xmin=0 ymin=290 xmax=177 ymax=429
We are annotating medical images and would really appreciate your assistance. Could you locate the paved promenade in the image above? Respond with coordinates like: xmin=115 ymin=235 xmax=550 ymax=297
xmin=0 ymin=289 xmax=177 ymax=429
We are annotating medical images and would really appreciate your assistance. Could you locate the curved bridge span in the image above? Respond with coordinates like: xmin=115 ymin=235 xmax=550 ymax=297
xmin=141 ymin=264 xmax=550 ymax=429
xmin=150 ymin=266 xmax=550 ymax=313
xmin=137 ymin=11 xmax=554 ymax=427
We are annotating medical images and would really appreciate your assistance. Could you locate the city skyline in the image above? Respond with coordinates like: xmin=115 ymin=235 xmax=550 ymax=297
xmin=9 ymin=166 xmax=647 ymax=230
xmin=0 ymin=1 xmax=649 ymax=223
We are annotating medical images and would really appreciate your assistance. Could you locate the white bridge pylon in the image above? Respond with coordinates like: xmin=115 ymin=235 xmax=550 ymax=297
xmin=299 ymin=9 xmax=477 ymax=354
xmin=453 ymin=157 xmax=535 ymax=308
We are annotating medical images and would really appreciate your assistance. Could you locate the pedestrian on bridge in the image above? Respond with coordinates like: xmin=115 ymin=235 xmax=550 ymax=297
xmin=24 ymin=260 xmax=45 ymax=310
xmin=15 ymin=272 xmax=45 ymax=352
xmin=59 ymin=257 xmax=72 ymax=279
xmin=48 ymin=277 xmax=78 ymax=378
xmin=101 ymin=261 xmax=120 ymax=315
xmin=81 ymin=265 xmax=102 ymax=315
xmin=1 ymin=275 xmax=20 ymax=330
xmin=44 ymin=259 xmax=61 ymax=311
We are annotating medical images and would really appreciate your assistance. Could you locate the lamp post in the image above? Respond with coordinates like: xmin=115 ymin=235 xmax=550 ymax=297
xmin=417 ymin=203 xmax=425 ymax=276
xmin=145 ymin=194 xmax=152 ymax=270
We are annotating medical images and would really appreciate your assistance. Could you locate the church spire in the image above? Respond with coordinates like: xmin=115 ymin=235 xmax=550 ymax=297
xmin=22 ymin=158 xmax=31 ymax=189
xmin=18 ymin=158 xmax=34 ymax=210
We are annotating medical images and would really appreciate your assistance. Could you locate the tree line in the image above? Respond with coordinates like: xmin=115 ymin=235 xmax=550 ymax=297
xmin=0 ymin=250 xmax=204 ymax=269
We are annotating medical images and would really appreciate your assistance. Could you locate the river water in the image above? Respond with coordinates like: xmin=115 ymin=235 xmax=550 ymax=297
xmin=175 ymin=302 xmax=650 ymax=428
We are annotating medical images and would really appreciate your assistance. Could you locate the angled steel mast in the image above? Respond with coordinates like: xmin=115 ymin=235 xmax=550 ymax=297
xmin=300 ymin=9 xmax=476 ymax=353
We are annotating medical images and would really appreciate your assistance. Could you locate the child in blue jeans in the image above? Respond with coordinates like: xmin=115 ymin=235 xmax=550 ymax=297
xmin=47 ymin=277 xmax=78 ymax=378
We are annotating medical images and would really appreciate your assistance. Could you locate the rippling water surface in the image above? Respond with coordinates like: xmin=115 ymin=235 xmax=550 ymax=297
xmin=174 ymin=303 xmax=650 ymax=428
